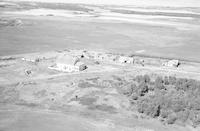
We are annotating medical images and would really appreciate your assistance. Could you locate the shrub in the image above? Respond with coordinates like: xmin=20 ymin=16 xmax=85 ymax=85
xmin=135 ymin=75 xmax=144 ymax=83
xmin=86 ymin=77 xmax=99 ymax=83
xmin=164 ymin=76 xmax=169 ymax=85
xmin=168 ymin=76 xmax=176 ymax=85
xmin=171 ymin=99 xmax=186 ymax=113
xmin=137 ymin=82 xmax=148 ymax=96
xmin=189 ymin=97 xmax=200 ymax=110
xmin=137 ymin=97 xmax=160 ymax=118
xmin=120 ymin=83 xmax=137 ymax=96
xmin=189 ymin=111 xmax=200 ymax=127
xmin=155 ymin=77 xmax=165 ymax=90
xmin=137 ymin=98 xmax=149 ymax=113
xmin=167 ymin=113 xmax=177 ymax=124
xmin=131 ymin=92 xmax=138 ymax=100
xmin=131 ymin=83 xmax=137 ymax=91
xmin=112 ymin=75 xmax=123 ymax=81
xmin=135 ymin=74 xmax=151 ymax=84
xmin=143 ymin=74 xmax=151 ymax=83
xmin=149 ymin=104 xmax=160 ymax=118
xmin=175 ymin=78 xmax=188 ymax=91
xmin=177 ymin=110 xmax=190 ymax=123
xmin=160 ymin=109 xmax=171 ymax=119
xmin=78 ymin=80 xmax=94 ymax=88
xmin=155 ymin=76 xmax=163 ymax=83
xmin=187 ymin=79 xmax=200 ymax=92
xmin=148 ymin=82 xmax=155 ymax=91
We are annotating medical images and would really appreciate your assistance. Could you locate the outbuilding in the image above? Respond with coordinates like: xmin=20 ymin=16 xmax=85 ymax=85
xmin=163 ymin=60 xmax=180 ymax=67
xmin=118 ymin=56 xmax=134 ymax=64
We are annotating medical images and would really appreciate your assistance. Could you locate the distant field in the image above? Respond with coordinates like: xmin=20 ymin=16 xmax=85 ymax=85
xmin=5 ymin=0 xmax=200 ymax=7
xmin=0 ymin=1 xmax=200 ymax=61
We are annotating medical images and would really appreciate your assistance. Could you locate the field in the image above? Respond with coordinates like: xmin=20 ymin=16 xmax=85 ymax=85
xmin=1 ymin=1 xmax=200 ymax=61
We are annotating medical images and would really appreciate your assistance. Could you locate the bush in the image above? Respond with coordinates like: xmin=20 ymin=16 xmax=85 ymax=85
xmin=135 ymin=75 xmax=144 ymax=83
xmin=112 ymin=75 xmax=123 ymax=81
xmin=167 ymin=113 xmax=177 ymax=124
xmin=137 ymin=98 xmax=149 ymax=113
xmin=171 ymin=99 xmax=186 ymax=113
xmin=137 ymin=97 xmax=160 ymax=118
xmin=155 ymin=77 xmax=165 ymax=90
xmin=137 ymin=82 xmax=148 ymax=96
xmin=120 ymin=84 xmax=137 ymax=96
xmin=168 ymin=76 xmax=176 ymax=85
xmin=189 ymin=110 xmax=200 ymax=127
xmin=164 ymin=76 xmax=169 ymax=85
xmin=177 ymin=110 xmax=190 ymax=123
xmin=175 ymin=78 xmax=188 ymax=91
xmin=135 ymin=74 xmax=151 ymax=84
xmin=186 ymin=79 xmax=200 ymax=92
xmin=160 ymin=109 xmax=171 ymax=119
xmin=131 ymin=92 xmax=138 ymax=100
xmin=189 ymin=97 xmax=200 ymax=110
xmin=78 ymin=80 xmax=94 ymax=88
xmin=148 ymin=82 xmax=155 ymax=91
xmin=149 ymin=104 xmax=160 ymax=118
xmin=143 ymin=74 xmax=151 ymax=83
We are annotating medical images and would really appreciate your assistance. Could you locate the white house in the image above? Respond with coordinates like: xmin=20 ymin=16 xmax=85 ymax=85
xmin=49 ymin=55 xmax=87 ymax=72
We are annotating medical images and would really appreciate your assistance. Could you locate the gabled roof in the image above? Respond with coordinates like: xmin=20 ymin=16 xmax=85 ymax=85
xmin=56 ymin=54 xmax=79 ymax=66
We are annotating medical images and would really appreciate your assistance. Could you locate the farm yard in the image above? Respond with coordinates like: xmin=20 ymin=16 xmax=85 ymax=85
xmin=1 ymin=1 xmax=200 ymax=131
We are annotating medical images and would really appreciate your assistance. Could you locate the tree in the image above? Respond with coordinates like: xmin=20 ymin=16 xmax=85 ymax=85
xmin=164 ymin=76 xmax=169 ymax=85
xmin=135 ymin=75 xmax=144 ymax=83
xmin=155 ymin=76 xmax=165 ymax=90
xmin=169 ymin=76 xmax=176 ymax=85
xmin=138 ymin=82 xmax=148 ymax=96
xmin=167 ymin=113 xmax=177 ymax=124
xmin=143 ymin=74 xmax=151 ymax=83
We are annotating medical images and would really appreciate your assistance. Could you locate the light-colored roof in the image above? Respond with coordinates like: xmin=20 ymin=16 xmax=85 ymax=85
xmin=75 ymin=61 xmax=85 ymax=66
xmin=56 ymin=54 xmax=79 ymax=66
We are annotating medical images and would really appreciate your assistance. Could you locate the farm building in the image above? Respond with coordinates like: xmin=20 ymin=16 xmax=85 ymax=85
xmin=49 ymin=55 xmax=87 ymax=72
xmin=162 ymin=60 xmax=180 ymax=67
xmin=117 ymin=56 xmax=134 ymax=64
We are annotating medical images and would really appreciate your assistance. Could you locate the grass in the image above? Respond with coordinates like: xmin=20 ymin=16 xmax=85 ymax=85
xmin=89 ymin=104 xmax=117 ymax=114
